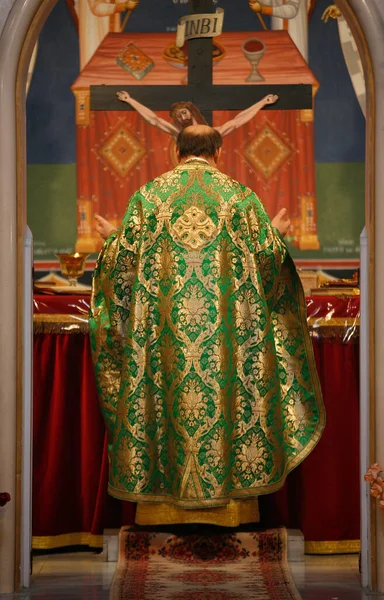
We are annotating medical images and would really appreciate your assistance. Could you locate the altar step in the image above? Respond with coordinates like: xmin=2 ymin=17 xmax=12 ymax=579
xmin=102 ymin=527 xmax=304 ymax=563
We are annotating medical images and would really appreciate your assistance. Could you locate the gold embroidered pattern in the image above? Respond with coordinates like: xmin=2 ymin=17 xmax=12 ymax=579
xmin=89 ymin=162 xmax=325 ymax=509
xmin=172 ymin=205 xmax=218 ymax=249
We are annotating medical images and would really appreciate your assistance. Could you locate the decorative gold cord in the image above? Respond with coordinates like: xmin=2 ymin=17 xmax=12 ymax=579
xmin=305 ymin=539 xmax=360 ymax=554
xmin=32 ymin=532 xmax=103 ymax=550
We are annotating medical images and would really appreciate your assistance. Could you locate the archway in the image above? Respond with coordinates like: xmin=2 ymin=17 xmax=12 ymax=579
xmin=0 ymin=0 xmax=382 ymax=593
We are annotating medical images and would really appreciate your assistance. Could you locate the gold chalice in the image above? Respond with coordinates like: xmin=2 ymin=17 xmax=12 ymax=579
xmin=242 ymin=38 xmax=266 ymax=82
xmin=56 ymin=252 xmax=90 ymax=286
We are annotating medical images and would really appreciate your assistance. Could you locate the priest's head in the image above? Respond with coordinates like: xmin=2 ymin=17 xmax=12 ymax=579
xmin=170 ymin=102 xmax=208 ymax=129
xmin=176 ymin=125 xmax=223 ymax=164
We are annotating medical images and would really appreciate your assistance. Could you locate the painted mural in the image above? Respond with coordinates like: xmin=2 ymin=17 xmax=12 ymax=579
xmin=26 ymin=0 xmax=365 ymax=269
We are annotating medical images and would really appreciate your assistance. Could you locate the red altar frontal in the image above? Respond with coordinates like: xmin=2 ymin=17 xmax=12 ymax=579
xmin=71 ymin=31 xmax=320 ymax=253
xmin=32 ymin=294 xmax=360 ymax=555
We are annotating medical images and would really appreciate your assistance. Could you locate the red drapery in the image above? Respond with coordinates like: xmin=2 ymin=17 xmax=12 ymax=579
xmin=77 ymin=109 xmax=315 ymax=223
xmin=260 ymin=338 xmax=360 ymax=550
xmin=76 ymin=111 xmax=175 ymax=250
xmin=76 ymin=108 xmax=318 ymax=252
xmin=214 ymin=109 xmax=317 ymax=248
xmin=33 ymin=331 xmax=135 ymax=548
xmin=32 ymin=294 xmax=360 ymax=553
xmin=77 ymin=111 xmax=177 ymax=221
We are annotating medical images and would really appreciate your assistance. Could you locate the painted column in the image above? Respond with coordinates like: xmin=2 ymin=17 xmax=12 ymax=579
xmin=348 ymin=0 xmax=384 ymax=592
xmin=0 ymin=3 xmax=20 ymax=589
xmin=0 ymin=0 xmax=56 ymax=592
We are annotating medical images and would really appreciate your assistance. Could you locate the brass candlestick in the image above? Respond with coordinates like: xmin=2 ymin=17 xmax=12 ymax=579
xmin=56 ymin=252 xmax=90 ymax=286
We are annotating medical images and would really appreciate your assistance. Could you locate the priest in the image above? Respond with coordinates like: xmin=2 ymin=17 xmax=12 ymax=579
xmin=89 ymin=124 xmax=325 ymax=527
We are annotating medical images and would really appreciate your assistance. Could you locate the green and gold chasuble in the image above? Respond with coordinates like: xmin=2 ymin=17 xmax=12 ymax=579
xmin=89 ymin=160 xmax=325 ymax=521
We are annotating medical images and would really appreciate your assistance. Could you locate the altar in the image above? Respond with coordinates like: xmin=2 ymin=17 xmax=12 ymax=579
xmin=71 ymin=30 xmax=319 ymax=253
xmin=32 ymin=293 xmax=360 ymax=554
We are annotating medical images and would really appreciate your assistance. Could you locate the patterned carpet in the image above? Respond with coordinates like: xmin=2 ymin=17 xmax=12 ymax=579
xmin=110 ymin=527 xmax=301 ymax=599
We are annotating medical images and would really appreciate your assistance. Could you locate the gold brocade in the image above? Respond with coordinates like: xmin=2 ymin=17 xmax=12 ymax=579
xmin=31 ymin=534 xmax=360 ymax=555
xmin=307 ymin=317 xmax=359 ymax=327
xmin=135 ymin=498 xmax=260 ymax=527
xmin=304 ymin=539 xmax=360 ymax=555
xmin=308 ymin=317 xmax=359 ymax=340
xmin=34 ymin=313 xmax=89 ymax=334
xmin=32 ymin=532 xmax=103 ymax=550
xmin=90 ymin=160 xmax=325 ymax=509
xmin=34 ymin=311 xmax=359 ymax=337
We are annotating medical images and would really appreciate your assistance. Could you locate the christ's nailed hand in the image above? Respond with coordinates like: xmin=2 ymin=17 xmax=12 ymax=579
xmin=95 ymin=215 xmax=117 ymax=240
xmin=263 ymin=94 xmax=279 ymax=106
xmin=117 ymin=91 xmax=131 ymax=103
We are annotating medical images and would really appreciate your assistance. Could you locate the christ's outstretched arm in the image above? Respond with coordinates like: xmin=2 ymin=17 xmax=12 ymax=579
xmin=117 ymin=91 xmax=179 ymax=137
xmin=215 ymin=94 xmax=278 ymax=137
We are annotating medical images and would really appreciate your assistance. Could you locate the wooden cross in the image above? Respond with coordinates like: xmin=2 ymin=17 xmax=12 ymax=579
xmin=90 ymin=0 xmax=312 ymax=124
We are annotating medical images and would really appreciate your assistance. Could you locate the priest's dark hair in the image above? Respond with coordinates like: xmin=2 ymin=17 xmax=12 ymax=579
xmin=176 ymin=125 xmax=223 ymax=159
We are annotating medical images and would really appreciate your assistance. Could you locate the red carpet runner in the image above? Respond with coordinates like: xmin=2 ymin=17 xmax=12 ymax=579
xmin=110 ymin=527 xmax=301 ymax=599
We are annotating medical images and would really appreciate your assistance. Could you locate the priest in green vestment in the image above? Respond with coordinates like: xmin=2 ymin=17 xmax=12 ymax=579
xmin=89 ymin=125 xmax=325 ymax=527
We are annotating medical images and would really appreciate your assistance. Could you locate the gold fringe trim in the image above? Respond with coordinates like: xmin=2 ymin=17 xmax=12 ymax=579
xmin=307 ymin=317 xmax=360 ymax=327
xmin=34 ymin=313 xmax=89 ymax=334
xmin=32 ymin=532 xmax=103 ymax=550
xmin=33 ymin=315 xmax=358 ymax=336
xmin=310 ymin=327 xmax=359 ymax=339
xmin=305 ymin=539 xmax=360 ymax=554
xmin=31 ymin=534 xmax=360 ymax=554
xmin=308 ymin=317 xmax=359 ymax=339
xmin=135 ymin=498 xmax=260 ymax=527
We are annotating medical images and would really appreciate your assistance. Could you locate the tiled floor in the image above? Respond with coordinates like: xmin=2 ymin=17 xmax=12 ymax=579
xmin=1 ymin=551 xmax=383 ymax=599
xmin=291 ymin=554 xmax=383 ymax=599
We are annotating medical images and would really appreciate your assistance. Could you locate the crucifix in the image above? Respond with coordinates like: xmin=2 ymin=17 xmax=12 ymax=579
xmin=90 ymin=0 xmax=312 ymax=122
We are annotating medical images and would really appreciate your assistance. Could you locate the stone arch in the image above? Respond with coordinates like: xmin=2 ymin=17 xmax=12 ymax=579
xmin=0 ymin=0 xmax=382 ymax=593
